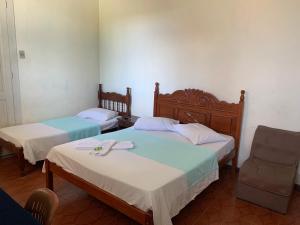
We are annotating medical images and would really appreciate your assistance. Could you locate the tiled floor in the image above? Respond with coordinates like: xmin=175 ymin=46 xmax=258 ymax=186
xmin=0 ymin=156 xmax=299 ymax=225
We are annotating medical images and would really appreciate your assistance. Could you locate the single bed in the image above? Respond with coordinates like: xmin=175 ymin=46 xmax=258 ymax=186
xmin=45 ymin=83 xmax=245 ymax=225
xmin=0 ymin=84 xmax=132 ymax=175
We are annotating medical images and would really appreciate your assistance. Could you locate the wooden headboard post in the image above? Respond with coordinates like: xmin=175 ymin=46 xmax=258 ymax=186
xmin=98 ymin=84 xmax=103 ymax=108
xmin=153 ymin=82 xmax=160 ymax=116
xmin=153 ymin=82 xmax=245 ymax=170
xmin=126 ymin=87 xmax=132 ymax=117
xmin=232 ymin=90 xmax=245 ymax=169
xmin=98 ymin=84 xmax=132 ymax=117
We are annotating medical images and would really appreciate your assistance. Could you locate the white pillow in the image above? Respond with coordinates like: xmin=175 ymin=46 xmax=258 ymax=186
xmin=173 ymin=123 xmax=226 ymax=145
xmin=77 ymin=108 xmax=118 ymax=122
xmin=134 ymin=117 xmax=179 ymax=131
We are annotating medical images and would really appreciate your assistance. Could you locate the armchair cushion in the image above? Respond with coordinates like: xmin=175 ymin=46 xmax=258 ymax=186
xmin=239 ymin=158 xmax=297 ymax=197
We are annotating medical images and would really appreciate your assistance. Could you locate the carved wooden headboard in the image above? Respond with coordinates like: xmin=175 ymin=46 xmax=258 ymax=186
xmin=98 ymin=84 xmax=132 ymax=117
xmin=153 ymin=82 xmax=245 ymax=166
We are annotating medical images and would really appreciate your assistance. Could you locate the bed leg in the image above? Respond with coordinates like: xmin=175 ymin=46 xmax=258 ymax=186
xmin=145 ymin=213 xmax=153 ymax=225
xmin=17 ymin=149 xmax=26 ymax=176
xmin=232 ymin=155 xmax=238 ymax=176
xmin=145 ymin=220 xmax=153 ymax=225
xmin=45 ymin=160 xmax=54 ymax=190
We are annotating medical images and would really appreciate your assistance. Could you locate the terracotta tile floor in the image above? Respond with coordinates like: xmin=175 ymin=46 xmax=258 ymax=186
xmin=0 ymin=156 xmax=300 ymax=225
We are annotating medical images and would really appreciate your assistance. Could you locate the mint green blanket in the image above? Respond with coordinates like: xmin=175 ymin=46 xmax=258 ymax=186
xmin=42 ymin=117 xmax=100 ymax=141
xmin=94 ymin=129 xmax=218 ymax=187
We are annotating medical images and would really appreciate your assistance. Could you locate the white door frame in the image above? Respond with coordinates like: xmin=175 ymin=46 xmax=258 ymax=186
xmin=0 ymin=0 xmax=21 ymax=124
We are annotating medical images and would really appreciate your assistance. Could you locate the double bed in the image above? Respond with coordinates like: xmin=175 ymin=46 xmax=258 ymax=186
xmin=45 ymin=83 xmax=245 ymax=225
xmin=0 ymin=84 xmax=132 ymax=175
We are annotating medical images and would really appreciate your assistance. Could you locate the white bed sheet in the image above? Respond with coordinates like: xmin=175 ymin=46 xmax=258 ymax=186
xmin=143 ymin=130 xmax=235 ymax=161
xmin=87 ymin=116 xmax=120 ymax=131
xmin=46 ymin=129 xmax=225 ymax=225
xmin=0 ymin=117 xmax=119 ymax=164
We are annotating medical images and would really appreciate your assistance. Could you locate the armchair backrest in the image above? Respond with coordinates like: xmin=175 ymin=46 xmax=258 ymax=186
xmin=250 ymin=125 xmax=300 ymax=165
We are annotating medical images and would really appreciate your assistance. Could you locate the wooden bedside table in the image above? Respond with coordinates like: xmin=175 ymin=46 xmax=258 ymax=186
xmin=117 ymin=116 xmax=139 ymax=129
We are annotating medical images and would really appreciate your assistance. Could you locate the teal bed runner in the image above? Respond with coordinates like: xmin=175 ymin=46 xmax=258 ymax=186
xmin=94 ymin=129 xmax=218 ymax=186
xmin=42 ymin=117 xmax=100 ymax=141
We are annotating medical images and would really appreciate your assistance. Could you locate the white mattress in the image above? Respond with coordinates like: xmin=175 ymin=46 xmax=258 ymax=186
xmin=46 ymin=129 xmax=232 ymax=225
xmin=0 ymin=117 xmax=119 ymax=164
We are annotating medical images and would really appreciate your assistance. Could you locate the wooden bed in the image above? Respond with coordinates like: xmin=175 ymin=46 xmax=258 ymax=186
xmin=0 ymin=84 xmax=132 ymax=176
xmin=153 ymin=82 xmax=245 ymax=170
xmin=45 ymin=82 xmax=245 ymax=225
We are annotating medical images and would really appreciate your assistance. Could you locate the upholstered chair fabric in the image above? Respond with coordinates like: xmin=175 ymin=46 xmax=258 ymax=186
xmin=237 ymin=125 xmax=300 ymax=213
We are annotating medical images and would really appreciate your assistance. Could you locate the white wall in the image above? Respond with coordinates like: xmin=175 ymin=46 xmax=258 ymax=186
xmin=99 ymin=0 xmax=300 ymax=182
xmin=14 ymin=0 xmax=100 ymax=123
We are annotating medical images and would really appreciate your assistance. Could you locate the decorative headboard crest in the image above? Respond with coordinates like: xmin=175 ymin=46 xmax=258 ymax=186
xmin=154 ymin=82 xmax=245 ymax=112
xmin=98 ymin=84 xmax=132 ymax=116
xmin=153 ymin=82 xmax=245 ymax=167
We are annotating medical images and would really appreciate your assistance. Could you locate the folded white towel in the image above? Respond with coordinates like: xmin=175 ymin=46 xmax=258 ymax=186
xmin=76 ymin=139 xmax=103 ymax=150
xmin=76 ymin=139 xmax=134 ymax=156
xmin=89 ymin=140 xmax=117 ymax=156
xmin=112 ymin=141 xmax=135 ymax=150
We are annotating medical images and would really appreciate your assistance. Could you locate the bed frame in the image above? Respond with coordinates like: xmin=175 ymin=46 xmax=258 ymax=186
xmin=0 ymin=84 xmax=132 ymax=176
xmin=45 ymin=82 xmax=245 ymax=225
